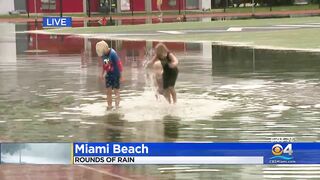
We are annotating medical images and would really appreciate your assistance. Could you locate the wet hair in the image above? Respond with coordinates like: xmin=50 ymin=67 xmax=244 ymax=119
xmin=96 ymin=40 xmax=109 ymax=57
xmin=155 ymin=43 xmax=169 ymax=59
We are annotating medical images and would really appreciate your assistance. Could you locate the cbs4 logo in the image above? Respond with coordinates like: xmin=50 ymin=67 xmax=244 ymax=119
xmin=272 ymin=144 xmax=293 ymax=156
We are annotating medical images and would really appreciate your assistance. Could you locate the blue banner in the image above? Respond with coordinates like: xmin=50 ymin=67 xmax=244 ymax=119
xmin=42 ymin=17 xmax=72 ymax=27
xmin=73 ymin=142 xmax=320 ymax=164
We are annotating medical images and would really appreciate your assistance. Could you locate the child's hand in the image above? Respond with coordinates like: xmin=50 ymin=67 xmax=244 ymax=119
xmin=99 ymin=74 xmax=104 ymax=81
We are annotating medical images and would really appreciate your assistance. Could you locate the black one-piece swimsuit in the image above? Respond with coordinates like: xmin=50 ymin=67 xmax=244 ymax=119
xmin=160 ymin=53 xmax=179 ymax=89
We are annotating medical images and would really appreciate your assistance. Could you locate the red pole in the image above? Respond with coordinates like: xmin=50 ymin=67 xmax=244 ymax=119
xmin=184 ymin=0 xmax=186 ymax=14
xmin=87 ymin=0 xmax=91 ymax=17
xmin=131 ymin=0 xmax=133 ymax=16
xmin=26 ymin=0 xmax=30 ymax=18
xmin=60 ymin=0 xmax=63 ymax=17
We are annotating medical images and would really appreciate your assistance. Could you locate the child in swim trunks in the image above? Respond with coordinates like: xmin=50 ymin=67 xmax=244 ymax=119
xmin=96 ymin=40 xmax=123 ymax=110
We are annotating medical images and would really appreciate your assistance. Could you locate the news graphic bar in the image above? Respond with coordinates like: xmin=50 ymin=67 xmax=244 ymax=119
xmin=42 ymin=17 xmax=72 ymax=28
xmin=2 ymin=142 xmax=320 ymax=165
xmin=72 ymin=142 xmax=320 ymax=165
xmin=73 ymin=156 xmax=263 ymax=165
xmin=72 ymin=142 xmax=265 ymax=164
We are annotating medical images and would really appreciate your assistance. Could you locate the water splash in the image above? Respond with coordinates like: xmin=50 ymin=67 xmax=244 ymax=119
xmin=76 ymin=90 xmax=232 ymax=122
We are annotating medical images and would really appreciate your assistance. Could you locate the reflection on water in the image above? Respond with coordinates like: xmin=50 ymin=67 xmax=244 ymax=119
xmin=1 ymin=23 xmax=320 ymax=179
xmin=163 ymin=116 xmax=180 ymax=141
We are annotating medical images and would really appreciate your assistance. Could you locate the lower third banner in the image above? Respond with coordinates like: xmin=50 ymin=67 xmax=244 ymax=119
xmin=72 ymin=142 xmax=320 ymax=165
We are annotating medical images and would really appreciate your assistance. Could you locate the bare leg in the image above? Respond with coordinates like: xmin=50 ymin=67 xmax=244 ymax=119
xmin=106 ymin=88 xmax=112 ymax=110
xmin=157 ymin=1 xmax=162 ymax=17
xmin=164 ymin=89 xmax=172 ymax=104
xmin=169 ymin=87 xmax=177 ymax=104
xmin=114 ymin=89 xmax=120 ymax=109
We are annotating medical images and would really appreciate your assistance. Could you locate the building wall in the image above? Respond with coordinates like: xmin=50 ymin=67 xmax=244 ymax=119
xmin=131 ymin=0 xmax=145 ymax=11
xmin=200 ymin=0 xmax=211 ymax=10
xmin=0 ymin=0 xmax=15 ymax=14
xmin=151 ymin=0 xmax=185 ymax=11
xmin=24 ymin=0 xmax=211 ymax=13
xmin=0 ymin=23 xmax=16 ymax=62
xmin=27 ymin=0 xmax=100 ymax=13
xmin=14 ymin=0 xmax=27 ymax=11
xmin=25 ymin=0 xmax=208 ymax=14
xmin=129 ymin=0 xmax=202 ymax=12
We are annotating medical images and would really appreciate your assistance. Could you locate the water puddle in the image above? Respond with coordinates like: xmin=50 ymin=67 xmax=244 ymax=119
xmin=1 ymin=22 xmax=320 ymax=179
xmin=76 ymin=91 xmax=231 ymax=122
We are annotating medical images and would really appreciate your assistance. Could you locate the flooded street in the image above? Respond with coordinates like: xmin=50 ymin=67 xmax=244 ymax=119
xmin=1 ymin=22 xmax=320 ymax=179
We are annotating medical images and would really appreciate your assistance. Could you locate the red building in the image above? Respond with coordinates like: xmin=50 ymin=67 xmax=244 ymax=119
xmin=123 ymin=0 xmax=200 ymax=12
xmin=27 ymin=0 xmax=99 ymax=13
xmin=151 ymin=0 xmax=199 ymax=11
xmin=26 ymin=0 xmax=200 ymax=14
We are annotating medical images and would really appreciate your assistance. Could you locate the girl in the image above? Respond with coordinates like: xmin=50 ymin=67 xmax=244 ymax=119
xmin=149 ymin=43 xmax=179 ymax=104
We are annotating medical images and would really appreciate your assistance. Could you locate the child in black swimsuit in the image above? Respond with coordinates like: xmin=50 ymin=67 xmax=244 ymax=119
xmin=149 ymin=43 xmax=179 ymax=104
xmin=160 ymin=52 xmax=178 ymax=92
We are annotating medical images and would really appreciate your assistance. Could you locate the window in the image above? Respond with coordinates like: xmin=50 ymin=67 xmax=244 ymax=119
xmin=41 ymin=0 xmax=56 ymax=10
xmin=100 ymin=0 xmax=107 ymax=7
xmin=121 ymin=0 xmax=130 ymax=11
xmin=168 ymin=0 xmax=177 ymax=7
xmin=186 ymin=0 xmax=198 ymax=9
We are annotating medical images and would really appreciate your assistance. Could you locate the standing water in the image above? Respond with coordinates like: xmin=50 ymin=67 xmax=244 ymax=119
xmin=0 ymin=22 xmax=320 ymax=179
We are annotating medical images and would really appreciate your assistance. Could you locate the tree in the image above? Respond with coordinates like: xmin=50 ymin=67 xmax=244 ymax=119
xmin=1 ymin=144 xmax=29 ymax=155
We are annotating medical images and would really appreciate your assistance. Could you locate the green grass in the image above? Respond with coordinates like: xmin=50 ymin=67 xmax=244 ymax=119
xmin=147 ymin=28 xmax=320 ymax=49
xmin=47 ymin=16 xmax=320 ymax=34
xmin=225 ymin=4 xmax=320 ymax=13
xmin=44 ymin=16 xmax=320 ymax=50
xmin=0 ymin=14 xmax=28 ymax=18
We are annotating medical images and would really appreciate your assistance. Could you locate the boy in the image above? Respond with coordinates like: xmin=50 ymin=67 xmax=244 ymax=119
xmin=96 ymin=40 xmax=122 ymax=110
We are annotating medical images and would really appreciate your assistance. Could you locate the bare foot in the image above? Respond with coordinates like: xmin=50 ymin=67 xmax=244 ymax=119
xmin=107 ymin=106 xmax=113 ymax=111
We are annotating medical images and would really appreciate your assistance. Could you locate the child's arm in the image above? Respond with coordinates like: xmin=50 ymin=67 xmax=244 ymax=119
xmin=168 ymin=53 xmax=178 ymax=68
xmin=100 ymin=62 xmax=106 ymax=81
xmin=146 ymin=55 xmax=158 ymax=68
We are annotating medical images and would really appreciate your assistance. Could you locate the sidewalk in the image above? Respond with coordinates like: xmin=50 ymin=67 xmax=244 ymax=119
xmin=0 ymin=9 xmax=320 ymax=23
